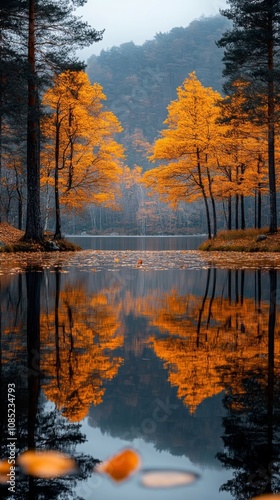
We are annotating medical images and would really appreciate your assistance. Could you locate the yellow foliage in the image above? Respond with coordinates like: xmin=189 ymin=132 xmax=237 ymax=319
xmin=214 ymin=81 xmax=269 ymax=198
xmin=143 ymin=72 xmax=225 ymax=207
xmin=143 ymin=74 xmax=272 ymax=207
xmin=41 ymin=70 xmax=125 ymax=211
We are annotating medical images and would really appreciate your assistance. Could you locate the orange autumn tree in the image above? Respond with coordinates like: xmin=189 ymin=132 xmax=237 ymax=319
xmin=143 ymin=72 xmax=225 ymax=238
xmin=41 ymin=70 xmax=125 ymax=238
xmin=214 ymin=81 xmax=268 ymax=230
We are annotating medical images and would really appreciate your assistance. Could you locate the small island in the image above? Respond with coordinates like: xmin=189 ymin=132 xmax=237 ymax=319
xmin=199 ymin=228 xmax=280 ymax=252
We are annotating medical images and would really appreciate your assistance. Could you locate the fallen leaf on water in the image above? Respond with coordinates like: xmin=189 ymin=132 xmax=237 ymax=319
xmin=140 ymin=469 xmax=199 ymax=488
xmin=251 ymin=496 xmax=280 ymax=499
xmin=0 ymin=460 xmax=10 ymax=473
xmin=0 ymin=460 xmax=10 ymax=483
xmin=95 ymin=448 xmax=141 ymax=482
xmin=17 ymin=450 xmax=77 ymax=478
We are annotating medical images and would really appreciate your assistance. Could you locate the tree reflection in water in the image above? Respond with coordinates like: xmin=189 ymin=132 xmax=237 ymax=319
xmin=140 ymin=268 xmax=280 ymax=497
xmin=0 ymin=268 xmax=98 ymax=499
xmin=217 ymin=270 xmax=280 ymax=499
xmin=40 ymin=268 xmax=124 ymax=421
xmin=0 ymin=259 xmax=279 ymax=499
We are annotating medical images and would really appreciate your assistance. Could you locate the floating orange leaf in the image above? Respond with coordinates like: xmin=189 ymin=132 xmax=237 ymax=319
xmin=96 ymin=448 xmax=141 ymax=482
xmin=251 ymin=496 xmax=280 ymax=499
xmin=0 ymin=460 xmax=10 ymax=484
xmin=17 ymin=450 xmax=77 ymax=478
xmin=0 ymin=460 xmax=10 ymax=474
xmin=140 ymin=469 xmax=199 ymax=488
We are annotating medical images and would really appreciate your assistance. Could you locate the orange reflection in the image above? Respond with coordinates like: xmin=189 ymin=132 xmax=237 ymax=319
xmin=142 ymin=289 xmax=280 ymax=414
xmin=41 ymin=283 xmax=123 ymax=421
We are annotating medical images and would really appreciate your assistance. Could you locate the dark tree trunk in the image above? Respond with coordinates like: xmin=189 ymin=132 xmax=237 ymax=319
xmin=15 ymin=168 xmax=23 ymax=230
xmin=197 ymin=148 xmax=211 ymax=239
xmin=235 ymin=194 xmax=239 ymax=230
xmin=256 ymin=155 xmax=262 ymax=229
xmin=207 ymin=167 xmax=217 ymax=237
xmin=26 ymin=270 xmax=41 ymax=499
xmin=207 ymin=268 xmax=216 ymax=328
xmin=228 ymin=195 xmax=232 ymax=231
xmin=267 ymin=0 xmax=277 ymax=233
xmin=18 ymin=194 xmax=23 ymax=230
xmin=24 ymin=0 xmax=43 ymax=242
xmin=54 ymin=171 xmax=62 ymax=240
xmin=26 ymin=270 xmax=41 ymax=453
xmin=265 ymin=269 xmax=276 ymax=493
xmin=54 ymin=108 xmax=62 ymax=239
xmin=0 ymin=113 xmax=2 ymax=224
xmin=241 ymin=194 xmax=245 ymax=230
xmin=55 ymin=269 xmax=61 ymax=379
xmin=196 ymin=268 xmax=211 ymax=347
xmin=257 ymin=187 xmax=262 ymax=229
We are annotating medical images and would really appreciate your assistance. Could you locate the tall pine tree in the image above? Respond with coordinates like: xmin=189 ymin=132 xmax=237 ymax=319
xmin=1 ymin=0 xmax=104 ymax=241
xmin=217 ymin=0 xmax=280 ymax=233
xmin=24 ymin=0 xmax=103 ymax=241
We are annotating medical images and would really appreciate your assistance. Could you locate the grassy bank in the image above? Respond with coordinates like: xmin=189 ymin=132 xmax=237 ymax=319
xmin=199 ymin=228 xmax=280 ymax=252
xmin=0 ymin=222 xmax=81 ymax=252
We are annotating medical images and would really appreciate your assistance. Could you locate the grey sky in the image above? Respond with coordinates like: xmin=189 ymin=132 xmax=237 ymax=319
xmin=77 ymin=0 xmax=228 ymax=60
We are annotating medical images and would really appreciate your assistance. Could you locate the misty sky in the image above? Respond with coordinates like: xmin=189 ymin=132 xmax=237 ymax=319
xmin=77 ymin=0 xmax=228 ymax=60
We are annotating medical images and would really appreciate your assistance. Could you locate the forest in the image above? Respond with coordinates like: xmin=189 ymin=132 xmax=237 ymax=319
xmin=0 ymin=1 xmax=280 ymax=237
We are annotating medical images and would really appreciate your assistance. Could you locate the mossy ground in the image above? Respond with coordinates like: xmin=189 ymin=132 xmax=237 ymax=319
xmin=199 ymin=228 xmax=280 ymax=252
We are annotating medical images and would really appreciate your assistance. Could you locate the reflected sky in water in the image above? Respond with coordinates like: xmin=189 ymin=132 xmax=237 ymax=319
xmin=0 ymin=240 xmax=279 ymax=499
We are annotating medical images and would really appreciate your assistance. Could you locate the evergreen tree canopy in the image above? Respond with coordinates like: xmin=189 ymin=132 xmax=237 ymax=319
xmin=34 ymin=0 xmax=104 ymax=72
xmin=218 ymin=0 xmax=280 ymax=233
xmin=218 ymin=0 xmax=280 ymax=96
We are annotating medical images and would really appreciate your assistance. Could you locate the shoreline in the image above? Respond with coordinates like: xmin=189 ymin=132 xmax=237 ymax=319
xmin=1 ymin=222 xmax=280 ymax=253
xmin=199 ymin=228 xmax=280 ymax=252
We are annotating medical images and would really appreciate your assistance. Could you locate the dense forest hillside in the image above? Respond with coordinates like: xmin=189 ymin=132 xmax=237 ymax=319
xmin=87 ymin=15 xmax=230 ymax=171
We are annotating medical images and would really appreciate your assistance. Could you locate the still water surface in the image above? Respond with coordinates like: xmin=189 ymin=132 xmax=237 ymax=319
xmin=68 ymin=234 xmax=206 ymax=251
xmin=0 ymin=236 xmax=279 ymax=499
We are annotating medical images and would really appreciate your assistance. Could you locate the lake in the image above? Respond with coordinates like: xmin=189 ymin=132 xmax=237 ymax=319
xmin=0 ymin=236 xmax=279 ymax=499
xmin=67 ymin=234 xmax=206 ymax=251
